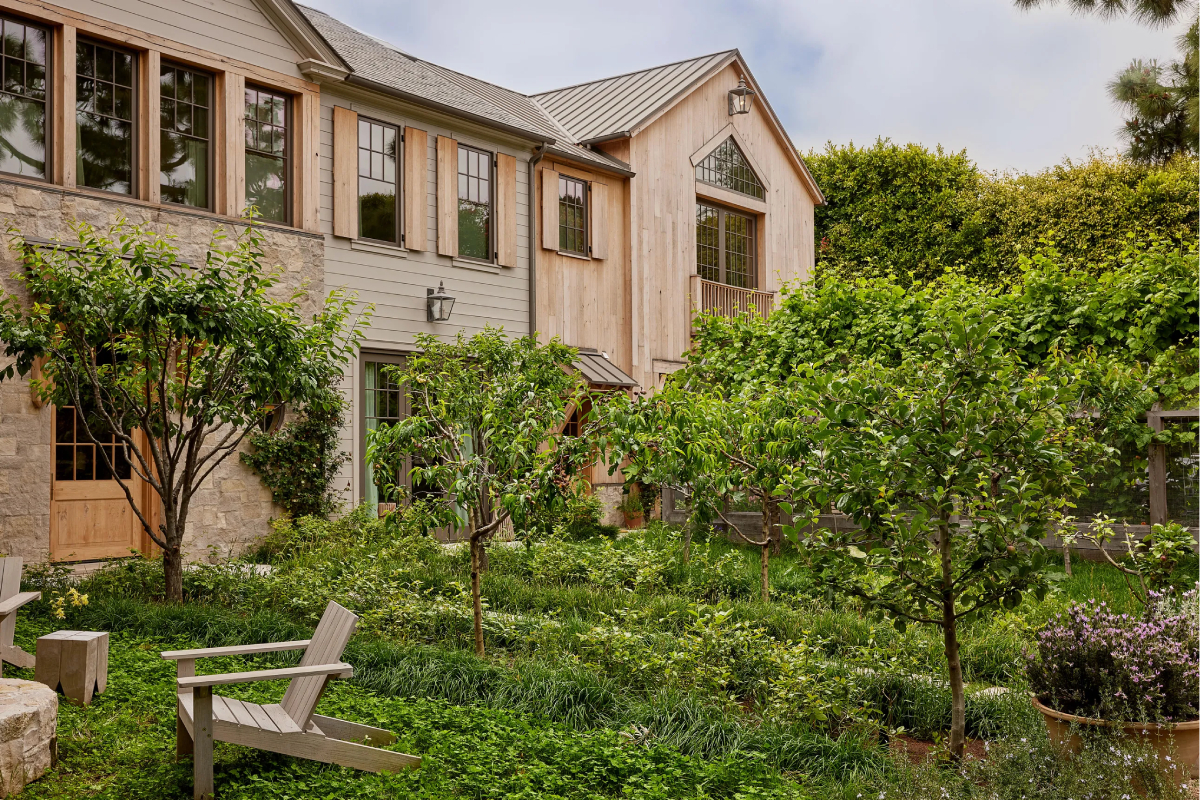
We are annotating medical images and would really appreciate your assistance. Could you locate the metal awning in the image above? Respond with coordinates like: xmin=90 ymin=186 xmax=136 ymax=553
xmin=574 ymin=348 xmax=638 ymax=388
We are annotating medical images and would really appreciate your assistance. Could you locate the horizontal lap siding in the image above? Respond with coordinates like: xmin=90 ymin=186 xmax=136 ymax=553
xmin=55 ymin=0 xmax=304 ymax=78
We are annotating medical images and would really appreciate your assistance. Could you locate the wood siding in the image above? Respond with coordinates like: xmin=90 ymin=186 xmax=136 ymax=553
xmin=331 ymin=106 xmax=357 ymax=238
xmin=614 ymin=63 xmax=817 ymax=390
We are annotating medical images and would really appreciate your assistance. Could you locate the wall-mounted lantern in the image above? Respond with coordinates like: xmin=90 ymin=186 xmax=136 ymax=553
xmin=426 ymin=281 xmax=456 ymax=322
xmin=728 ymin=78 xmax=756 ymax=116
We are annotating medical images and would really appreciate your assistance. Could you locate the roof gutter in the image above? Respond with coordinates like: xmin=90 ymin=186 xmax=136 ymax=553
xmin=345 ymin=74 xmax=556 ymax=145
xmin=545 ymin=145 xmax=635 ymax=178
xmin=528 ymin=144 xmax=547 ymax=339
xmin=579 ymin=131 xmax=632 ymax=146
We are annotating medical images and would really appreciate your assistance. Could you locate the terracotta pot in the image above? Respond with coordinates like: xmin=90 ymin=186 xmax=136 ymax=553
xmin=1033 ymin=696 xmax=1199 ymax=781
xmin=622 ymin=511 xmax=644 ymax=529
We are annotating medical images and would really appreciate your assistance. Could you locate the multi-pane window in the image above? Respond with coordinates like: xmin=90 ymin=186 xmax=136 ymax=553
xmin=160 ymin=63 xmax=210 ymax=208
xmin=457 ymin=144 xmax=491 ymax=260
xmin=77 ymin=40 xmax=135 ymax=194
xmin=0 ymin=15 xmax=47 ymax=179
xmin=54 ymin=405 xmax=131 ymax=482
xmin=696 ymin=202 xmax=756 ymax=289
xmin=357 ymin=118 xmax=398 ymax=243
xmin=695 ymin=137 xmax=764 ymax=200
xmin=244 ymin=86 xmax=288 ymax=223
xmin=558 ymin=175 xmax=586 ymax=254
xmin=363 ymin=360 xmax=404 ymax=508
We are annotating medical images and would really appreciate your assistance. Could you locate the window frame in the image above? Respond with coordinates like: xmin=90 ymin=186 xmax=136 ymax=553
xmin=158 ymin=60 xmax=214 ymax=211
xmin=355 ymin=115 xmax=402 ymax=246
xmin=0 ymin=11 xmax=51 ymax=183
xmin=695 ymin=137 xmax=764 ymax=201
xmin=76 ymin=36 xmax=139 ymax=198
xmin=359 ymin=351 xmax=410 ymax=507
xmin=696 ymin=200 xmax=758 ymax=289
xmin=557 ymin=174 xmax=588 ymax=256
xmin=455 ymin=141 xmax=493 ymax=264
xmin=243 ymin=82 xmax=292 ymax=226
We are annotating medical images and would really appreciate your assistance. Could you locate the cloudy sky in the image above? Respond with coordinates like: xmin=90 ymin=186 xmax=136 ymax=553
xmin=303 ymin=0 xmax=1190 ymax=173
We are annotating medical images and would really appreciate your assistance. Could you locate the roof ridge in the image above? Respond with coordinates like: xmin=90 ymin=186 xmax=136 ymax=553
xmin=531 ymin=48 xmax=738 ymax=98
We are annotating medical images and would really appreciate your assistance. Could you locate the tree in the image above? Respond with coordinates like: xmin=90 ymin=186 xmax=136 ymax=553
xmin=365 ymin=329 xmax=588 ymax=657
xmin=783 ymin=310 xmax=1099 ymax=760
xmin=1013 ymin=0 xmax=1191 ymax=27
xmin=0 ymin=219 xmax=362 ymax=601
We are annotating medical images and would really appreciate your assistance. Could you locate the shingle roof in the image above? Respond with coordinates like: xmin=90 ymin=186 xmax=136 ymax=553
xmin=531 ymin=51 xmax=737 ymax=143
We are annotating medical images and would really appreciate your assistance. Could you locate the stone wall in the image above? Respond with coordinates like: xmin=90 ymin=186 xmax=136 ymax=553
xmin=0 ymin=179 xmax=324 ymax=564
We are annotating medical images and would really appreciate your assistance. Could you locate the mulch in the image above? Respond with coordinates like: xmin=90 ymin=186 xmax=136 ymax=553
xmin=890 ymin=734 xmax=989 ymax=764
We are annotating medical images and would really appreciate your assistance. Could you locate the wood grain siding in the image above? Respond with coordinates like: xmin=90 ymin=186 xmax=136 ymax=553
xmin=403 ymin=127 xmax=427 ymax=251
xmin=534 ymin=160 xmax=632 ymax=385
xmin=436 ymin=135 xmax=457 ymax=257
xmin=331 ymin=106 xmax=357 ymax=238
xmin=626 ymin=62 xmax=817 ymax=389
xmin=142 ymin=49 xmax=160 ymax=203
xmin=589 ymin=181 xmax=608 ymax=260
xmin=48 ymin=0 xmax=307 ymax=78
xmin=52 ymin=24 xmax=76 ymax=187
xmin=296 ymin=91 xmax=321 ymax=231
xmin=540 ymin=169 xmax=558 ymax=250
xmin=215 ymin=71 xmax=246 ymax=218
xmin=495 ymin=153 xmax=516 ymax=267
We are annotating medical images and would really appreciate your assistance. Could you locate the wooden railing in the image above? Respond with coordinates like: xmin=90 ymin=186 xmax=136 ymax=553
xmin=690 ymin=275 xmax=774 ymax=320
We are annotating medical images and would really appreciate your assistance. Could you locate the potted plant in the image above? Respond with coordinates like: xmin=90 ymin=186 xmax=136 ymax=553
xmin=1026 ymin=587 xmax=1199 ymax=780
xmin=618 ymin=491 xmax=644 ymax=529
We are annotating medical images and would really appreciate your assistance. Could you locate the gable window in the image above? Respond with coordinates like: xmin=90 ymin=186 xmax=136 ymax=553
xmin=558 ymin=175 xmax=586 ymax=255
xmin=77 ymin=40 xmax=135 ymax=195
xmin=357 ymin=117 xmax=399 ymax=244
xmin=696 ymin=137 xmax=763 ymax=200
xmin=457 ymin=143 xmax=491 ymax=260
xmin=0 ymin=15 xmax=47 ymax=179
xmin=160 ymin=63 xmax=211 ymax=209
xmin=244 ymin=85 xmax=288 ymax=223
xmin=696 ymin=202 xmax=756 ymax=289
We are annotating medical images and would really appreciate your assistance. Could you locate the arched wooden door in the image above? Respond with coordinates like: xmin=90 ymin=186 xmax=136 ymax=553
xmin=50 ymin=404 xmax=150 ymax=561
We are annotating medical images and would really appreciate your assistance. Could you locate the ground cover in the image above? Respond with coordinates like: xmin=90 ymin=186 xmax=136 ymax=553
xmin=13 ymin=511 xmax=1193 ymax=798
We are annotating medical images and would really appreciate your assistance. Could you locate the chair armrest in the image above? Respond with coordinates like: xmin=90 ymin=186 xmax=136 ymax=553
xmin=0 ymin=592 xmax=41 ymax=616
xmin=161 ymin=640 xmax=311 ymax=660
xmin=177 ymin=662 xmax=353 ymax=689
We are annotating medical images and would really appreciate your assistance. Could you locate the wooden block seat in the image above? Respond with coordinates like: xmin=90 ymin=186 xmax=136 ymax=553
xmin=163 ymin=601 xmax=420 ymax=799
xmin=35 ymin=630 xmax=109 ymax=705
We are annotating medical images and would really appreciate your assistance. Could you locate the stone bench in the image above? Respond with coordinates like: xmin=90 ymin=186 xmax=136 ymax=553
xmin=0 ymin=679 xmax=56 ymax=797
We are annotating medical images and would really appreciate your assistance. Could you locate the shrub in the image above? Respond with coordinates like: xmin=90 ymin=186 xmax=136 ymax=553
xmin=1026 ymin=588 xmax=1199 ymax=722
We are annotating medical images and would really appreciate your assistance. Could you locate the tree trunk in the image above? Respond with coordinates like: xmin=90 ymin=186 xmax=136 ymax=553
xmin=163 ymin=544 xmax=184 ymax=603
xmin=470 ymin=536 xmax=485 ymax=657
xmin=760 ymin=504 xmax=771 ymax=602
xmin=682 ymin=514 xmax=694 ymax=563
xmin=769 ymin=498 xmax=782 ymax=556
xmin=1063 ymin=539 xmax=1072 ymax=578
xmin=939 ymin=512 xmax=965 ymax=761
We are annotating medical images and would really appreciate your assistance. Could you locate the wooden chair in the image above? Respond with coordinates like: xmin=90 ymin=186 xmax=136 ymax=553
xmin=0 ymin=557 xmax=41 ymax=678
xmin=162 ymin=601 xmax=420 ymax=799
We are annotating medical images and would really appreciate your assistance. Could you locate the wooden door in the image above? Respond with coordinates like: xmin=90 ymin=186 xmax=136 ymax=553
xmin=50 ymin=405 xmax=146 ymax=561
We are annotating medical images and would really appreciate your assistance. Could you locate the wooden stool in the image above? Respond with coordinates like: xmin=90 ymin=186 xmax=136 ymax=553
xmin=34 ymin=631 xmax=108 ymax=705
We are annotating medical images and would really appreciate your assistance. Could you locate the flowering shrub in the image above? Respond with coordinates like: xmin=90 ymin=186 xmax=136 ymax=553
xmin=1026 ymin=588 xmax=1199 ymax=722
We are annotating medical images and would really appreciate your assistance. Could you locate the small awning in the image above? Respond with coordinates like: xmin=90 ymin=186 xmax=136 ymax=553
xmin=574 ymin=348 xmax=638 ymax=388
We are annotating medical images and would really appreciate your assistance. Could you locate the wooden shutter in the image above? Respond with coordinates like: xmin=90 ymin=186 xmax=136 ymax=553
xmin=436 ymin=135 xmax=458 ymax=256
xmin=403 ymin=126 xmax=428 ymax=251
xmin=332 ymin=106 xmax=358 ymax=238
xmin=541 ymin=168 xmax=558 ymax=250
xmin=589 ymin=181 xmax=608 ymax=260
xmin=496 ymin=153 xmax=517 ymax=267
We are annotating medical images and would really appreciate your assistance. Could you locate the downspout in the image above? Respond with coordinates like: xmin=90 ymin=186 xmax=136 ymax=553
xmin=528 ymin=144 xmax=547 ymax=339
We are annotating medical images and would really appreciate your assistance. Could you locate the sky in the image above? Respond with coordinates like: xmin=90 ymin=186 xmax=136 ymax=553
xmin=303 ymin=0 xmax=1192 ymax=173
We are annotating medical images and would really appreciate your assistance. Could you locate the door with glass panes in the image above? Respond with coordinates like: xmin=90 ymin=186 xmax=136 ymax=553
xmin=50 ymin=404 xmax=147 ymax=561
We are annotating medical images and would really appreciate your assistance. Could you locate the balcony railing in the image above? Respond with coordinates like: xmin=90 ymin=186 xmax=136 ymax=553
xmin=689 ymin=275 xmax=774 ymax=321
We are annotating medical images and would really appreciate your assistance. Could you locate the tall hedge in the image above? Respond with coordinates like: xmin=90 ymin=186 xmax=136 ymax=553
xmin=806 ymin=140 xmax=1198 ymax=285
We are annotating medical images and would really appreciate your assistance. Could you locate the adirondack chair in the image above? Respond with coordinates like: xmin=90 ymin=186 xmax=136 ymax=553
xmin=0 ymin=557 xmax=41 ymax=678
xmin=162 ymin=600 xmax=420 ymax=799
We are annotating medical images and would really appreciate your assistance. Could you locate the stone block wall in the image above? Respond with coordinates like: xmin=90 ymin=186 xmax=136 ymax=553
xmin=0 ymin=179 xmax=324 ymax=564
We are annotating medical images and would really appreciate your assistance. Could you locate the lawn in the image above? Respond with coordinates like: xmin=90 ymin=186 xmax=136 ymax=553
xmin=8 ymin=509 xmax=1192 ymax=799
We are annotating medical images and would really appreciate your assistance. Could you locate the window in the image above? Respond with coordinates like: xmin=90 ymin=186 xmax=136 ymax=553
xmin=696 ymin=202 xmax=756 ymax=288
xmin=457 ymin=143 xmax=490 ymax=260
xmin=695 ymin=137 xmax=764 ymax=200
xmin=160 ymin=63 xmax=211 ymax=208
xmin=55 ymin=405 xmax=131 ymax=482
xmin=77 ymin=40 xmax=135 ymax=195
xmin=0 ymin=15 xmax=47 ymax=179
xmin=357 ymin=118 xmax=398 ymax=243
xmin=558 ymin=175 xmax=586 ymax=254
xmin=244 ymin=85 xmax=288 ymax=223
xmin=363 ymin=359 xmax=404 ymax=508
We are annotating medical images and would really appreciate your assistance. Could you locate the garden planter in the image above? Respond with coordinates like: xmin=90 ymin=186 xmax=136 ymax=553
xmin=1033 ymin=696 xmax=1199 ymax=780
xmin=622 ymin=511 xmax=644 ymax=529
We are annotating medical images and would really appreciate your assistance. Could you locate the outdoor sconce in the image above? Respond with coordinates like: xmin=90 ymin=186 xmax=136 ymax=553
xmin=728 ymin=78 xmax=756 ymax=116
xmin=426 ymin=281 xmax=456 ymax=322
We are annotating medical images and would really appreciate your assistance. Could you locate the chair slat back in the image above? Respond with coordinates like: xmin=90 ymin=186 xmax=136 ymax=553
xmin=0 ymin=558 xmax=23 ymax=645
xmin=280 ymin=601 xmax=357 ymax=727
